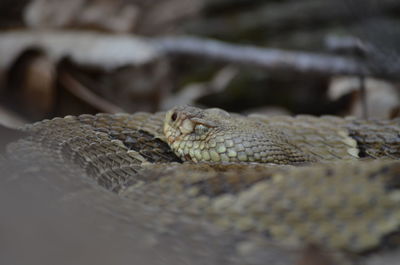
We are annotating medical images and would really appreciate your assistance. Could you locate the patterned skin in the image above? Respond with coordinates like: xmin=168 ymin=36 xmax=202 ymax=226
xmin=164 ymin=105 xmax=313 ymax=164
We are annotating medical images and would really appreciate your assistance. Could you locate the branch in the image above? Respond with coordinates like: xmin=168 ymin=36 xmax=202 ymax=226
xmin=0 ymin=30 xmax=382 ymax=77
xmin=155 ymin=36 xmax=369 ymax=76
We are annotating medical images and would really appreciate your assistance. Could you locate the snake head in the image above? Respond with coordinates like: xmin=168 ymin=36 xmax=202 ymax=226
xmin=164 ymin=106 xmax=223 ymax=144
xmin=164 ymin=105 xmax=235 ymax=161
xmin=164 ymin=105 xmax=311 ymax=164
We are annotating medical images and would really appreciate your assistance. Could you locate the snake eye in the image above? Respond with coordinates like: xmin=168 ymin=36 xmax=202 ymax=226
xmin=171 ymin=112 xmax=178 ymax=122
xmin=194 ymin=124 xmax=208 ymax=135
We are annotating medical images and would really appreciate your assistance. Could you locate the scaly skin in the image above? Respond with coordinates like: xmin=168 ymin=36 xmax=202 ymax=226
xmin=163 ymin=105 xmax=400 ymax=163
xmin=5 ymin=105 xmax=400 ymax=263
xmin=163 ymin=105 xmax=313 ymax=164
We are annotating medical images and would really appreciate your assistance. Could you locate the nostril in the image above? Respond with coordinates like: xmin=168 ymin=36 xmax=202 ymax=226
xmin=171 ymin=112 xmax=178 ymax=121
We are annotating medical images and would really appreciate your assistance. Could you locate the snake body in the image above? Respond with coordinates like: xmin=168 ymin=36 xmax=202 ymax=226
xmin=5 ymin=105 xmax=400 ymax=263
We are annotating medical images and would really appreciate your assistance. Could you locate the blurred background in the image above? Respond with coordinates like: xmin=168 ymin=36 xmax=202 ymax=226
xmin=0 ymin=0 xmax=399 ymax=127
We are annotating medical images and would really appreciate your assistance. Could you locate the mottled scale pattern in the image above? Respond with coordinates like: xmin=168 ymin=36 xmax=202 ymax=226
xmin=13 ymin=113 xmax=178 ymax=192
xmin=121 ymin=161 xmax=400 ymax=252
xmin=7 ymin=106 xmax=400 ymax=256
xmin=249 ymin=114 xmax=360 ymax=161
xmin=210 ymin=161 xmax=400 ymax=252
xmin=249 ymin=115 xmax=400 ymax=161
xmin=76 ymin=113 xmax=180 ymax=164
xmin=171 ymin=126 xmax=310 ymax=164
xmin=345 ymin=118 xmax=400 ymax=159
xmin=165 ymin=106 xmax=314 ymax=164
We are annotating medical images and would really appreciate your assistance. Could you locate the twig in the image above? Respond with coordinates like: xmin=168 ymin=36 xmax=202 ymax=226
xmin=60 ymin=71 xmax=124 ymax=113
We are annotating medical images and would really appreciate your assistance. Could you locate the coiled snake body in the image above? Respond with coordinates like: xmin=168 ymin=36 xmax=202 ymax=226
xmin=5 ymin=105 xmax=400 ymax=264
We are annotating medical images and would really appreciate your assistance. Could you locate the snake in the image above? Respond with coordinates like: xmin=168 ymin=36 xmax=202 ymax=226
xmin=4 ymin=105 xmax=400 ymax=265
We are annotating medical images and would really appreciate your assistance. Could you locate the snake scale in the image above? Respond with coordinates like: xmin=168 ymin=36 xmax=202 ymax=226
xmin=4 ymin=105 xmax=400 ymax=265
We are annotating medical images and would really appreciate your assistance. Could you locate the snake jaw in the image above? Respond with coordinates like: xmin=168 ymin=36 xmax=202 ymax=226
xmin=180 ymin=119 xmax=195 ymax=134
xmin=164 ymin=108 xmax=196 ymax=148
